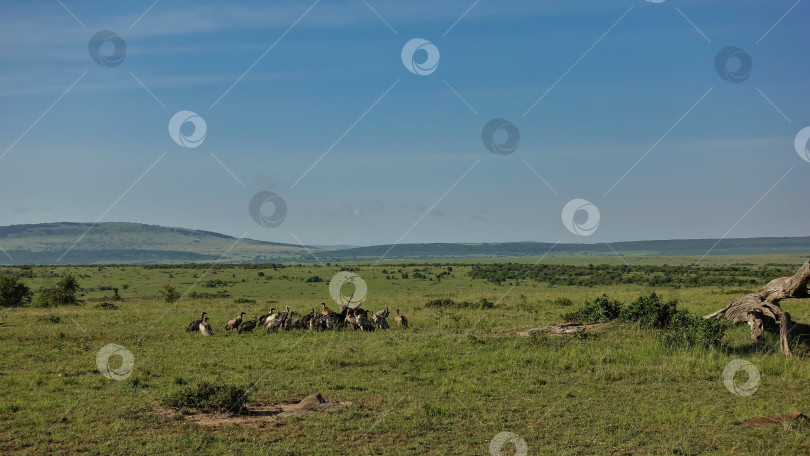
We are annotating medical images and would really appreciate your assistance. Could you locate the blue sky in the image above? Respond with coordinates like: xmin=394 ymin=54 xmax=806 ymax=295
xmin=0 ymin=0 xmax=808 ymax=247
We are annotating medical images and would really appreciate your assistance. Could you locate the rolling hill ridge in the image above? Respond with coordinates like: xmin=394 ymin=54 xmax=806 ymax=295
xmin=0 ymin=222 xmax=808 ymax=264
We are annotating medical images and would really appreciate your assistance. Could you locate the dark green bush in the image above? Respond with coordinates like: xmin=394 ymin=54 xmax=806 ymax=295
xmin=158 ymin=284 xmax=181 ymax=303
xmin=560 ymin=292 xmax=729 ymax=350
xmin=37 ymin=313 xmax=62 ymax=324
xmin=425 ymin=298 xmax=454 ymax=308
xmin=548 ymin=297 xmax=574 ymax=307
xmin=620 ymin=292 xmax=680 ymax=329
xmin=562 ymin=294 xmax=623 ymax=323
xmin=0 ymin=275 xmax=32 ymax=308
xmin=94 ymin=301 xmax=118 ymax=310
xmin=304 ymin=276 xmax=324 ymax=283
xmin=619 ymin=293 xmax=728 ymax=349
xmin=33 ymin=274 xmax=81 ymax=307
xmin=163 ymin=381 xmax=250 ymax=415
xmin=661 ymin=316 xmax=729 ymax=350
xmin=425 ymin=298 xmax=495 ymax=309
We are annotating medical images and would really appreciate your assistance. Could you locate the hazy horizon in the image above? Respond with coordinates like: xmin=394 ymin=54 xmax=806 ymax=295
xmin=3 ymin=220 xmax=810 ymax=249
xmin=2 ymin=0 xmax=808 ymax=250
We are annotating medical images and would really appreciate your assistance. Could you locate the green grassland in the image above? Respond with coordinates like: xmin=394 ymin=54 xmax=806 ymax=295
xmin=1 ymin=255 xmax=810 ymax=455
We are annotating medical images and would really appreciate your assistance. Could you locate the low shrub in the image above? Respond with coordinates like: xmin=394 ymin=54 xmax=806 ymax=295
xmin=620 ymin=292 xmax=680 ymax=329
xmin=158 ymin=284 xmax=181 ymax=303
xmin=163 ymin=381 xmax=250 ymax=415
xmin=562 ymin=294 xmax=623 ymax=323
xmin=38 ymin=313 xmax=62 ymax=324
xmin=425 ymin=298 xmax=495 ymax=309
xmin=548 ymin=297 xmax=574 ymax=307
xmin=661 ymin=315 xmax=729 ymax=350
xmin=33 ymin=275 xmax=81 ymax=308
xmin=94 ymin=302 xmax=118 ymax=310
xmin=561 ymin=292 xmax=729 ymax=350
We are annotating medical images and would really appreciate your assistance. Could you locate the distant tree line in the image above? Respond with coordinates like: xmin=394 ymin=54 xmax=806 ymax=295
xmin=468 ymin=263 xmax=797 ymax=288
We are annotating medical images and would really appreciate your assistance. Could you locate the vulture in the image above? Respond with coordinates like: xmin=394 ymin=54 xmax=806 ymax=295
xmin=199 ymin=317 xmax=214 ymax=336
xmin=186 ymin=312 xmax=207 ymax=332
xmin=266 ymin=314 xmax=284 ymax=332
xmin=337 ymin=305 xmax=349 ymax=329
xmin=371 ymin=313 xmax=389 ymax=330
xmin=344 ymin=308 xmax=359 ymax=330
xmin=356 ymin=310 xmax=375 ymax=332
xmin=302 ymin=308 xmax=315 ymax=326
xmin=395 ymin=309 xmax=409 ymax=329
xmin=258 ymin=308 xmax=276 ymax=326
xmin=375 ymin=305 xmax=390 ymax=320
xmin=225 ymin=312 xmax=245 ymax=331
xmin=237 ymin=316 xmax=257 ymax=334
xmin=321 ymin=302 xmax=332 ymax=316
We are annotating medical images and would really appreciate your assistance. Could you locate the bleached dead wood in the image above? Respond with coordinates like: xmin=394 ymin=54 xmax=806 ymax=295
xmin=704 ymin=259 xmax=810 ymax=357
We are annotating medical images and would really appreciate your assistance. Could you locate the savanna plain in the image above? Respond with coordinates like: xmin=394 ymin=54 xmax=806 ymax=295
xmin=1 ymin=254 xmax=809 ymax=455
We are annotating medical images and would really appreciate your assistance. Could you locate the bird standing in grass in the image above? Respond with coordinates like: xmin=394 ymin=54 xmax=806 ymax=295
xmin=199 ymin=317 xmax=213 ymax=336
xmin=345 ymin=308 xmax=359 ymax=330
xmin=258 ymin=308 xmax=276 ymax=326
xmin=225 ymin=312 xmax=245 ymax=331
xmin=371 ymin=312 xmax=389 ymax=330
xmin=237 ymin=316 xmax=257 ymax=334
xmin=186 ymin=312 xmax=207 ymax=332
xmin=395 ymin=309 xmax=409 ymax=329
xmin=356 ymin=310 xmax=374 ymax=332
xmin=266 ymin=313 xmax=284 ymax=332
xmin=375 ymin=305 xmax=389 ymax=320
xmin=302 ymin=308 xmax=315 ymax=326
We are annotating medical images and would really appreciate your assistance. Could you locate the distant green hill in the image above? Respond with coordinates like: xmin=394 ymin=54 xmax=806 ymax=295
xmin=0 ymin=222 xmax=807 ymax=264
xmin=0 ymin=222 xmax=315 ymax=265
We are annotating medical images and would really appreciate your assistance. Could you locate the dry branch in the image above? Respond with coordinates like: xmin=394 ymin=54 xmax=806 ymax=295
xmin=704 ymin=259 xmax=810 ymax=356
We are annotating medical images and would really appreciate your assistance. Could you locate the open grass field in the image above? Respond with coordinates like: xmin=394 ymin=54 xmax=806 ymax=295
xmin=2 ymin=255 xmax=810 ymax=455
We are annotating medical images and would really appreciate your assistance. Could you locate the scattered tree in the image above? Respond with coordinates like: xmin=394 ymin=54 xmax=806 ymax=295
xmin=0 ymin=275 xmax=33 ymax=308
xmin=159 ymin=284 xmax=181 ymax=303
xmin=34 ymin=274 xmax=81 ymax=307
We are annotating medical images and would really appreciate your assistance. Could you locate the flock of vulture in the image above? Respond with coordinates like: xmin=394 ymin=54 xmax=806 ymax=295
xmin=185 ymin=302 xmax=409 ymax=336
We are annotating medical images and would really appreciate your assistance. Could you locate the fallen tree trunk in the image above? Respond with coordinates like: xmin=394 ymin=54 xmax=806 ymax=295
xmin=704 ymin=258 xmax=810 ymax=357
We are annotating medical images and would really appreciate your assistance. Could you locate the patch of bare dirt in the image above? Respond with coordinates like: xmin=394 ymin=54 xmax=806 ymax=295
xmin=518 ymin=321 xmax=613 ymax=337
xmin=158 ymin=393 xmax=351 ymax=428
xmin=742 ymin=412 xmax=808 ymax=428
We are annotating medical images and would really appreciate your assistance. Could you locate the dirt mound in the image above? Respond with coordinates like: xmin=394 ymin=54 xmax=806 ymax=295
xmin=518 ymin=321 xmax=613 ymax=337
xmin=159 ymin=393 xmax=351 ymax=428
xmin=742 ymin=412 xmax=808 ymax=428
